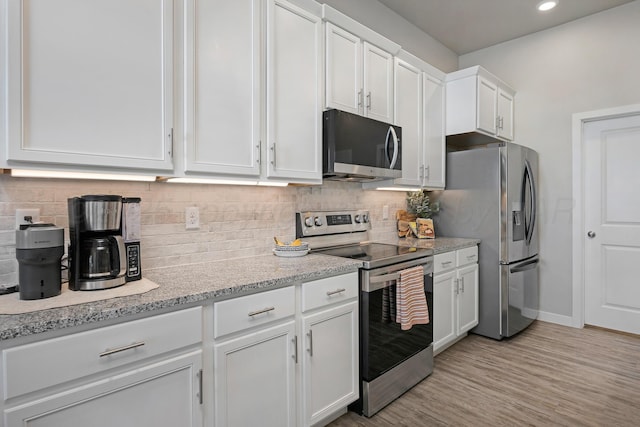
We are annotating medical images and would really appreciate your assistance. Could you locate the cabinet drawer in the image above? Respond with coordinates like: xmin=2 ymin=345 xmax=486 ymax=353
xmin=457 ymin=246 xmax=478 ymax=267
xmin=301 ymin=272 xmax=358 ymax=313
xmin=2 ymin=307 xmax=203 ymax=400
xmin=434 ymin=251 xmax=456 ymax=273
xmin=214 ymin=286 xmax=295 ymax=338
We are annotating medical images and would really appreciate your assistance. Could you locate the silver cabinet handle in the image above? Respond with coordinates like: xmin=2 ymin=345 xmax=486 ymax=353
xmin=587 ymin=231 xmax=596 ymax=238
xmin=366 ymin=91 xmax=371 ymax=109
xmin=99 ymin=341 xmax=145 ymax=358
xmin=326 ymin=288 xmax=346 ymax=296
xmin=454 ymin=278 xmax=460 ymax=295
xmin=358 ymin=89 xmax=363 ymax=107
xmin=307 ymin=330 xmax=313 ymax=356
xmin=270 ymin=143 xmax=276 ymax=166
xmin=292 ymin=335 xmax=298 ymax=363
xmin=197 ymin=369 xmax=203 ymax=405
xmin=460 ymin=277 xmax=465 ymax=293
xmin=248 ymin=306 xmax=275 ymax=317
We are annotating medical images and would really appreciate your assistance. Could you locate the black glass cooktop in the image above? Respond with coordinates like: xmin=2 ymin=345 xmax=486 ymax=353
xmin=313 ymin=242 xmax=432 ymax=269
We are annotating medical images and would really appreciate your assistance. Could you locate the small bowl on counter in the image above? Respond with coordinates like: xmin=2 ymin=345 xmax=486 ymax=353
xmin=273 ymin=238 xmax=309 ymax=257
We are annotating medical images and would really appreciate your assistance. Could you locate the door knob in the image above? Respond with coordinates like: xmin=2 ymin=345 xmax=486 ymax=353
xmin=587 ymin=231 xmax=596 ymax=238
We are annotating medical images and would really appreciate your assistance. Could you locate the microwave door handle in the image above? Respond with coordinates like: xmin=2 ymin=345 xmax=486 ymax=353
xmin=386 ymin=126 xmax=399 ymax=169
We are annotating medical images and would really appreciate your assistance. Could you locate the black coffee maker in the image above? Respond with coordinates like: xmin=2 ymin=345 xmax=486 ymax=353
xmin=68 ymin=195 xmax=126 ymax=290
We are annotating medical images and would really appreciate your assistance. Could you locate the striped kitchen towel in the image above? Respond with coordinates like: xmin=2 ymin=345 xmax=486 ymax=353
xmin=396 ymin=266 xmax=430 ymax=330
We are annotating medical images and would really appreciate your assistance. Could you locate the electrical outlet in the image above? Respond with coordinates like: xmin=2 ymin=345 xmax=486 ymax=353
xmin=382 ymin=205 xmax=389 ymax=220
xmin=15 ymin=208 xmax=41 ymax=229
xmin=185 ymin=207 xmax=200 ymax=230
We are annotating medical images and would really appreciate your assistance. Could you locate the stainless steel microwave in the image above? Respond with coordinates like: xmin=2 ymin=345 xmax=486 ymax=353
xmin=322 ymin=109 xmax=402 ymax=181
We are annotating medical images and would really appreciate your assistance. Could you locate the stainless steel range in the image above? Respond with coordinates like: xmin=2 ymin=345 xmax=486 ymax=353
xmin=296 ymin=210 xmax=434 ymax=417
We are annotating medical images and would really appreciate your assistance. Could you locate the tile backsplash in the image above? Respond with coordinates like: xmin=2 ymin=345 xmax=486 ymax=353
xmin=0 ymin=176 xmax=406 ymax=286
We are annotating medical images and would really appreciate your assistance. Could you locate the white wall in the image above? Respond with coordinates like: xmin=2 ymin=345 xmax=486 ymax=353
xmin=459 ymin=1 xmax=640 ymax=323
xmin=318 ymin=0 xmax=458 ymax=72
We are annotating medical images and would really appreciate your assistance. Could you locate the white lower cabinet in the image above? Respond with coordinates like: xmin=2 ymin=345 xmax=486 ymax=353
xmin=433 ymin=246 xmax=479 ymax=355
xmin=212 ymin=286 xmax=297 ymax=426
xmin=212 ymin=272 xmax=359 ymax=427
xmin=213 ymin=320 xmax=297 ymax=426
xmin=299 ymin=275 xmax=359 ymax=426
xmin=4 ymin=351 xmax=203 ymax=427
xmin=1 ymin=307 xmax=204 ymax=427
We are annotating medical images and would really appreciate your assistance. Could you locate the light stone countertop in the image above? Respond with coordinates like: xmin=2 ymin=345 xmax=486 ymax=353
xmin=0 ymin=237 xmax=478 ymax=343
xmin=389 ymin=236 xmax=480 ymax=253
xmin=0 ymin=254 xmax=362 ymax=342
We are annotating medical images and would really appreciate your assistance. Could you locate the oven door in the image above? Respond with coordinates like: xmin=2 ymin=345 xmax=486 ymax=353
xmin=360 ymin=258 xmax=433 ymax=382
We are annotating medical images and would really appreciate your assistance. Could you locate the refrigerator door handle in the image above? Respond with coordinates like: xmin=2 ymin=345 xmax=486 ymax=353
xmin=510 ymin=257 xmax=539 ymax=273
xmin=524 ymin=159 xmax=537 ymax=245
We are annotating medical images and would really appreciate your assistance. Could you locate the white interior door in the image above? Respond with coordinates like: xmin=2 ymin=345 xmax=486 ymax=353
xmin=583 ymin=112 xmax=640 ymax=335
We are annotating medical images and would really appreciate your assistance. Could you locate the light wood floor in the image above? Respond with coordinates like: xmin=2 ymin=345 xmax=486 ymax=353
xmin=329 ymin=321 xmax=640 ymax=426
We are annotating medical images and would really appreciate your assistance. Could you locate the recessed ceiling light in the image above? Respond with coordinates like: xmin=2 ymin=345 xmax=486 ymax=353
xmin=537 ymin=1 xmax=559 ymax=12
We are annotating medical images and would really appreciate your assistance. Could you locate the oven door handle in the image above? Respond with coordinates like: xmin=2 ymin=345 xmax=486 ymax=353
xmin=366 ymin=272 xmax=401 ymax=293
xmin=369 ymin=272 xmax=400 ymax=284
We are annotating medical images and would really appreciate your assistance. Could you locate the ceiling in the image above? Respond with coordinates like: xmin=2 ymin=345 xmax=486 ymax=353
xmin=376 ymin=0 xmax=635 ymax=54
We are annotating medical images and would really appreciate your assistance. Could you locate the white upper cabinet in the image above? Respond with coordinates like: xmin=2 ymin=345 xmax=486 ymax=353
xmin=323 ymin=6 xmax=399 ymax=124
xmin=324 ymin=24 xmax=362 ymax=116
xmin=497 ymin=87 xmax=514 ymax=141
xmin=423 ymin=73 xmax=446 ymax=189
xmin=362 ymin=42 xmax=394 ymax=123
xmin=184 ymin=0 xmax=261 ymax=177
xmin=446 ymin=65 xmax=515 ymax=142
xmin=3 ymin=0 xmax=174 ymax=172
xmin=266 ymin=0 xmax=323 ymax=182
xmin=392 ymin=58 xmax=423 ymax=187
xmin=367 ymin=51 xmax=445 ymax=190
xmin=184 ymin=0 xmax=322 ymax=184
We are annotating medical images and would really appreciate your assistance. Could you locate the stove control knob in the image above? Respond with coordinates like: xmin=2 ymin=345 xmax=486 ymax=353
xmin=314 ymin=216 xmax=323 ymax=227
xmin=304 ymin=216 xmax=314 ymax=227
xmin=354 ymin=214 xmax=362 ymax=224
xmin=362 ymin=213 xmax=369 ymax=223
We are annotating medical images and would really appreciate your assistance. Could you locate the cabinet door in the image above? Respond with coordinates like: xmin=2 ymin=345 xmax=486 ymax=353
xmin=423 ymin=73 xmax=446 ymax=189
xmin=433 ymin=270 xmax=456 ymax=354
xmin=5 ymin=0 xmax=173 ymax=171
xmin=266 ymin=0 xmax=322 ymax=182
xmin=4 ymin=351 xmax=203 ymax=427
xmin=214 ymin=321 xmax=296 ymax=427
xmin=184 ymin=0 xmax=261 ymax=176
xmin=497 ymin=88 xmax=514 ymax=141
xmin=476 ymin=75 xmax=498 ymax=136
xmin=325 ymin=23 xmax=362 ymax=115
xmin=363 ymin=42 xmax=394 ymax=123
xmin=393 ymin=58 xmax=423 ymax=187
xmin=301 ymin=301 xmax=359 ymax=426
xmin=457 ymin=263 xmax=479 ymax=335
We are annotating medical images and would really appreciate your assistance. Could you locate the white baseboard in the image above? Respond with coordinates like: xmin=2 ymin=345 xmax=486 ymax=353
xmin=537 ymin=310 xmax=577 ymax=328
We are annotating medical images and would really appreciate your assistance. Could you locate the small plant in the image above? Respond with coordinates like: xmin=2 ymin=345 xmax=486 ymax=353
xmin=406 ymin=190 xmax=435 ymax=219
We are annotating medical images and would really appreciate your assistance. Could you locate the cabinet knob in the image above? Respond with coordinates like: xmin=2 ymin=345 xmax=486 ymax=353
xmin=587 ymin=231 xmax=596 ymax=238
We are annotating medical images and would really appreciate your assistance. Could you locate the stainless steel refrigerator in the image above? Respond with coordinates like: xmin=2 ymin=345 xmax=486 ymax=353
xmin=433 ymin=143 xmax=539 ymax=339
